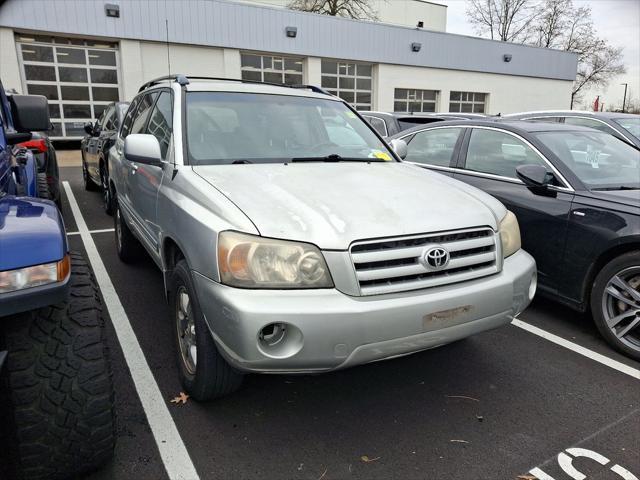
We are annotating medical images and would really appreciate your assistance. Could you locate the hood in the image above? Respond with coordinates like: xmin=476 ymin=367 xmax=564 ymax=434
xmin=194 ymin=162 xmax=503 ymax=250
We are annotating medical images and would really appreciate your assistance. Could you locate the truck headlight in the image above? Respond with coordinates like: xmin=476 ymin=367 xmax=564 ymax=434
xmin=218 ymin=231 xmax=334 ymax=289
xmin=499 ymin=211 xmax=522 ymax=258
xmin=0 ymin=255 xmax=70 ymax=293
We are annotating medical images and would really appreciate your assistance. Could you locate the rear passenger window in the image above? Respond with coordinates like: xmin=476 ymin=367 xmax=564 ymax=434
xmin=146 ymin=91 xmax=173 ymax=160
xmin=464 ymin=129 xmax=547 ymax=179
xmin=404 ymin=127 xmax=462 ymax=167
xmin=363 ymin=115 xmax=388 ymax=137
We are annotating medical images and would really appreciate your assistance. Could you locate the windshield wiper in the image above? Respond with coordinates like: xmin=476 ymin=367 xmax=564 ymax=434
xmin=290 ymin=154 xmax=385 ymax=163
xmin=591 ymin=186 xmax=640 ymax=191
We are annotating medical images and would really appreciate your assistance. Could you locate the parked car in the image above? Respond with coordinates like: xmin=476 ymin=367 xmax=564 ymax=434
xmin=81 ymin=101 xmax=130 ymax=213
xmin=391 ymin=119 xmax=640 ymax=359
xmin=0 ymin=80 xmax=114 ymax=479
xmin=361 ymin=111 xmax=485 ymax=137
xmin=15 ymin=130 xmax=61 ymax=208
xmin=504 ymin=111 xmax=640 ymax=148
xmin=109 ymin=75 xmax=536 ymax=400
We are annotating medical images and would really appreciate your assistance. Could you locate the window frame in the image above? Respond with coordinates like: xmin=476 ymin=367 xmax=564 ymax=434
xmin=449 ymin=91 xmax=487 ymax=114
xmin=401 ymin=126 xmax=465 ymax=168
xmin=240 ymin=52 xmax=303 ymax=85
xmin=321 ymin=59 xmax=373 ymax=111
xmin=393 ymin=88 xmax=439 ymax=114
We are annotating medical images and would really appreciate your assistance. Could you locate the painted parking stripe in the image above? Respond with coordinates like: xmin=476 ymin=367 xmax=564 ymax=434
xmin=63 ymin=182 xmax=200 ymax=480
xmin=512 ymin=319 xmax=640 ymax=380
xmin=67 ymin=228 xmax=115 ymax=236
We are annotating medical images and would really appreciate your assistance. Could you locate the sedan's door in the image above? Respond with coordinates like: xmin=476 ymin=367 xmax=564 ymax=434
xmin=85 ymin=108 xmax=111 ymax=179
xmin=453 ymin=127 xmax=574 ymax=293
xmin=127 ymin=90 xmax=173 ymax=256
xmin=399 ymin=126 xmax=465 ymax=178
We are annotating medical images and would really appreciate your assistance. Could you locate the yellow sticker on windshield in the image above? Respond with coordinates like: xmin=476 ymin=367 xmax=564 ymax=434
xmin=373 ymin=151 xmax=392 ymax=161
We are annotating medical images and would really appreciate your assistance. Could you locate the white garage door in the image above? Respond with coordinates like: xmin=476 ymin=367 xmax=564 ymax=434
xmin=16 ymin=34 xmax=121 ymax=140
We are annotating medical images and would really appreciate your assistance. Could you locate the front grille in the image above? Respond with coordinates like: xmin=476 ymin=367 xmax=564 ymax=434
xmin=350 ymin=228 xmax=499 ymax=295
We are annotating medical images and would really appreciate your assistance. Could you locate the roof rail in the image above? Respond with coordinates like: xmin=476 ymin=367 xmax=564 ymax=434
xmin=138 ymin=74 xmax=189 ymax=92
xmin=137 ymin=74 xmax=333 ymax=97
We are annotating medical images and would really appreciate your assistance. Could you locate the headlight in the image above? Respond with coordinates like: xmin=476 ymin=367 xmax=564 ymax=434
xmin=499 ymin=210 xmax=522 ymax=258
xmin=218 ymin=231 xmax=333 ymax=289
xmin=0 ymin=255 xmax=70 ymax=294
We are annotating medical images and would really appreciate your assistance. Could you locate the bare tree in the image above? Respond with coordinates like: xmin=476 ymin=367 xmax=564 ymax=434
xmin=465 ymin=0 xmax=626 ymax=108
xmin=288 ymin=0 xmax=379 ymax=20
xmin=466 ymin=0 xmax=534 ymax=42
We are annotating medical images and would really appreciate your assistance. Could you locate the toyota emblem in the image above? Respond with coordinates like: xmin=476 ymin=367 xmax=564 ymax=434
xmin=423 ymin=246 xmax=450 ymax=270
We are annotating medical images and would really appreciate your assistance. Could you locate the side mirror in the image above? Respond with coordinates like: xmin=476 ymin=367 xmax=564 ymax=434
xmin=84 ymin=122 xmax=94 ymax=136
xmin=8 ymin=94 xmax=50 ymax=133
xmin=124 ymin=134 xmax=162 ymax=167
xmin=389 ymin=138 xmax=408 ymax=160
xmin=516 ymin=164 xmax=556 ymax=196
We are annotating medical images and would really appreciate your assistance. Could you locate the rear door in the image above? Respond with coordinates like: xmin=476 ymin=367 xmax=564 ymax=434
xmin=453 ymin=127 xmax=574 ymax=293
xmin=398 ymin=126 xmax=465 ymax=178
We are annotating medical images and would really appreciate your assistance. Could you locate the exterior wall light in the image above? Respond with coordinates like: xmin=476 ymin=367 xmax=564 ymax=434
xmin=503 ymin=54 xmax=513 ymax=62
xmin=286 ymin=26 xmax=297 ymax=38
xmin=105 ymin=3 xmax=120 ymax=18
xmin=411 ymin=42 xmax=422 ymax=52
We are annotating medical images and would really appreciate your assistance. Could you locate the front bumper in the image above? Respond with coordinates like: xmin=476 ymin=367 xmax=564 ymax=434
xmin=193 ymin=249 xmax=536 ymax=374
xmin=0 ymin=276 xmax=70 ymax=317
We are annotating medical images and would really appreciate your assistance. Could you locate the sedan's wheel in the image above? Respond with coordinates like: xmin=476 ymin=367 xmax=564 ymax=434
xmin=100 ymin=165 xmax=113 ymax=215
xmin=591 ymin=251 xmax=640 ymax=360
xmin=170 ymin=259 xmax=243 ymax=400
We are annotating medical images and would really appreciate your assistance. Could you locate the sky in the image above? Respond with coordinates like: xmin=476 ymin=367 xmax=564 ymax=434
xmin=436 ymin=0 xmax=640 ymax=110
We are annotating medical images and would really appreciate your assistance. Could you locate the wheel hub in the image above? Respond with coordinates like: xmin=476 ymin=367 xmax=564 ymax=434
xmin=176 ymin=286 xmax=197 ymax=375
xmin=603 ymin=267 xmax=640 ymax=350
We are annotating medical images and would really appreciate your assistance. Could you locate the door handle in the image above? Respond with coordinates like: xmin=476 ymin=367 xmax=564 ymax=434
xmin=131 ymin=163 xmax=138 ymax=174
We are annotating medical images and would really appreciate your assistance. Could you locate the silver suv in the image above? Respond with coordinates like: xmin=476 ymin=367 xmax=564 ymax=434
xmin=109 ymin=75 xmax=537 ymax=400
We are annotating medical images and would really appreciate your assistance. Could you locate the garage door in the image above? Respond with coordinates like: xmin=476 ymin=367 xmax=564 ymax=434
xmin=16 ymin=34 xmax=121 ymax=140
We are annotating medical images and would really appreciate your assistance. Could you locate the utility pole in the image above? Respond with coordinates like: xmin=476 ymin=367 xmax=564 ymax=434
xmin=621 ymin=83 xmax=628 ymax=112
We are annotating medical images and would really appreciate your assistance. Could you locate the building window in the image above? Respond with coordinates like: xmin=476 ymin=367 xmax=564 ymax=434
xmin=394 ymin=89 xmax=438 ymax=113
xmin=240 ymin=53 xmax=303 ymax=85
xmin=16 ymin=34 xmax=120 ymax=139
xmin=449 ymin=91 xmax=487 ymax=113
xmin=321 ymin=60 xmax=372 ymax=111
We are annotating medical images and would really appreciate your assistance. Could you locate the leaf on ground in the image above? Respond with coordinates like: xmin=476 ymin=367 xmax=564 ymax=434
xmin=170 ymin=391 xmax=190 ymax=405
xmin=517 ymin=475 xmax=537 ymax=480
xmin=361 ymin=455 xmax=381 ymax=463
xmin=446 ymin=395 xmax=480 ymax=402
xmin=449 ymin=439 xmax=469 ymax=444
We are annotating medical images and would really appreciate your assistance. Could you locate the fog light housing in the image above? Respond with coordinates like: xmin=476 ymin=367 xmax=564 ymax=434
xmin=257 ymin=322 xmax=303 ymax=359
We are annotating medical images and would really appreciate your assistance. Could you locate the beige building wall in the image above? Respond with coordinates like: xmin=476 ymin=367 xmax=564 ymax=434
xmin=0 ymin=27 xmax=23 ymax=93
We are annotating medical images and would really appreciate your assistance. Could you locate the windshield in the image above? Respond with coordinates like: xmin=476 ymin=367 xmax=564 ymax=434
xmin=614 ymin=117 xmax=640 ymax=141
xmin=536 ymin=130 xmax=640 ymax=190
xmin=185 ymin=92 xmax=393 ymax=165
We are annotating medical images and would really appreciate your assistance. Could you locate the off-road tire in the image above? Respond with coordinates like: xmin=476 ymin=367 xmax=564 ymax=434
xmin=170 ymin=259 xmax=244 ymax=400
xmin=36 ymin=172 xmax=51 ymax=200
xmin=0 ymin=252 xmax=115 ymax=480
xmin=114 ymin=197 xmax=142 ymax=263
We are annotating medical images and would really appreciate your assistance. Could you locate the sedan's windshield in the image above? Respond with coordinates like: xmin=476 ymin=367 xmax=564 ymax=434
xmin=614 ymin=117 xmax=640 ymax=141
xmin=536 ymin=130 xmax=640 ymax=190
xmin=185 ymin=92 xmax=393 ymax=165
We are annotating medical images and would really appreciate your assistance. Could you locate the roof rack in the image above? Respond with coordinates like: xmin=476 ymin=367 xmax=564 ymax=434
xmin=138 ymin=74 xmax=334 ymax=97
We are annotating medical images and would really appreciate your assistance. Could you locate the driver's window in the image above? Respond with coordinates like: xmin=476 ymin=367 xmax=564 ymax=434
xmin=405 ymin=127 xmax=462 ymax=167
xmin=145 ymin=91 xmax=173 ymax=160
xmin=465 ymin=129 xmax=547 ymax=179
xmin=129 ymin=92 xmax=158 ymax=136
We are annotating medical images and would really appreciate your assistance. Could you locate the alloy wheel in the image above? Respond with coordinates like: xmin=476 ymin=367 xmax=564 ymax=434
xmin=601 ymin=266 xmax=640 ymax=351
xmin=176 ymin=286 xmax=197 ymax=375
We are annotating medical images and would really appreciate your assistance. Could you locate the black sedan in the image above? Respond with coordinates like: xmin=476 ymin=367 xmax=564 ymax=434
xmin=390 ymin=119 xmax=640 ymax=359
xmin=80 ymin=101 xmax=129 ymax=214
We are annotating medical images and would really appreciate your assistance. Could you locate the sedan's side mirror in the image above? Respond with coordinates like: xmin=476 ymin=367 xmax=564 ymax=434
xmin=516 ymin=164 xmax=556 ymax=196
xmin=84 ymin=122 xmax=94 ymax=136
xmin=124 ymin=134 xmax=163 ymax=167
xmin=389 ymin=138 xmax=408 ymax=160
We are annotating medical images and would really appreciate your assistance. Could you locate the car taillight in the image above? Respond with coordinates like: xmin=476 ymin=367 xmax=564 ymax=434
xmin=17 ymin=138 xmax=47 ymax=153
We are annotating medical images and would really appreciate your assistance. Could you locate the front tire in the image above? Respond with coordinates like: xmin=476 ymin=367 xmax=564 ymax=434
xmin=170 ymin=259 xmax=243 ymax=401
xmin=113 ymin=197 xmax=142 ymax=263
xmin=0 ymin=252 xmax=115 ymax=480
xmin=591 ymin=251 xmax=640 ymax=360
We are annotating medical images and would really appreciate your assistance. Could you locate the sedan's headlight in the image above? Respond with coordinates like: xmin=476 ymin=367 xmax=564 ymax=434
xmin=499 ymin=211 xmax=522 ymax=258
xmin=0 ymin=255 xmax=70 ymax=294
xmin=218 ymin=231 xmax=334 ymax=289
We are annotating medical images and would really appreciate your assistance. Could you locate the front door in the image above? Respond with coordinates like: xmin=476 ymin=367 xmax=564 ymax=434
xmin=453 ymin=127 xmax=574 ymax=294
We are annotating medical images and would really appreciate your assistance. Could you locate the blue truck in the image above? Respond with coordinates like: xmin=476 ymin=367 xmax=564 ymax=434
xmin=0 ymin=81 xmax=114 ymax=479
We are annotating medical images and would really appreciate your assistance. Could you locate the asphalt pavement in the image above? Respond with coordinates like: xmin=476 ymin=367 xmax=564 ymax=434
xmin=57 ymin=164 xmax=639 ymax=480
